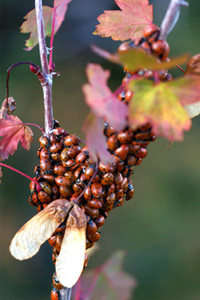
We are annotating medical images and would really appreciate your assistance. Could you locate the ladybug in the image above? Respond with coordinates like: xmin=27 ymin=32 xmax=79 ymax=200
xmin=64 ymin=170 xmax=76 ymax=182
xmin=95 ymin=215 xmax=105 ymax=227
xmin=40 ymin=181 xmax=52 ymax=195
xmin=114 ymin=197 xmax=124 ymax=207
xmin=39 ymin=147 xmax=50 ymax=159
xmin=86 ymin=238 xmax=94 ymax=249
xmin=117 ymin=131 xmax=132 ymax=144
xmin=59 ymin=185 xmax=72 ymax=198
xmin=38 ymin=190 xmax=51 ymax=203
xmin=51 ymin=288 xmax=61 ymax=300
xmin=91 ymin=183 xmax=103 ymax=198
xmin=98 ymin=161 xmax=116 ymax=173
xmin=114 ymin=172 xmax=123 ymax=188
xmin=86 ymin=220 xmax=97 ymax=235
xmin=60 ymin=148 xmax=69 ymax=162
xmin=134 ymin=147 xmax=148 ymax=159
xmin=52 ymin=272 xmax=63 ymax=290
xmin=52 ymin=127 xmax=65 ymax=137
xmin=40 ymin=157 xmax=52 ymax=172
xmin=84 ymin=186 xmax=92 ymax=201
xmin=108 ymin=183 xmax=115 ymax=195
xmin=55 ymin=176 xmax=69 ymax=186
xmin=143 ymin=24 xmax=160 ymax=43
xmin=115 ymin=144 xmax=129 ymax=160
xmin=107 ymin=134 xmax=118 ymax=151
xmin=55 ymin=234 xmax=63 ymax=253
xmin=105 ymin=193 xmax=116 ymax=205
xmin=51 ymin=152 xmax=61 ymax=161
xmin=126 ymin=183 xmax=135 ymax=201
xmin=67 ymin=145 xmax=81 ymax=158
xmin=101 ymin=173 xmax=114 ymax=186
xmin=39 ymin=136 xmax=50 ymax=148
xmin=64 ymin=134 xmax=80 ymax=146
xmin=48 ymin=235 xmax=56 ymax=248
xmin=62 ymin=159 xmax=76 ymax=169
xmin=50 ymin=142 xmax=63 ymax=153
xmin=84 ymin=165 xmax=96 ymax=180
xmin=53 ymin=165 xmax=66 ymax=176
xmin=87 ymin=199 xmax=102 ymax=209
xmin=87 ymin=232 xmax=101 ymax=242
xmin=76 ymin=151 xmax=87 ymax=164
xmin=84 ymin=205 xmax=99 ymax=219
xmin=151 ymin=39 xmax=170 ymax=60
xmin=73 ymin=183 xmax=83 ymax=195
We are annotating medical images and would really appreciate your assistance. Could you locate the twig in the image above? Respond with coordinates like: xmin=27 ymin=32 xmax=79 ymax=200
xmin=35 ymin=1 xmax=72 ymax=299
xmin=35 ymin=0 xmax=53 ymax=136
xmin=160 ymin=0 xmax=189 ymax=40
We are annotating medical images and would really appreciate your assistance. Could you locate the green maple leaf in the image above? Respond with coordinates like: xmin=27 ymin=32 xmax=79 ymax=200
xmin=118 ymin=48 xmax=188 ymax=72
xmin=128 ymin=79 xmax=195 ymax=141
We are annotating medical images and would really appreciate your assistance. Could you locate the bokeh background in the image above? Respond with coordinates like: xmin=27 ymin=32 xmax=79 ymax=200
xmin=1 ymin=0 xmax=200 ymax=299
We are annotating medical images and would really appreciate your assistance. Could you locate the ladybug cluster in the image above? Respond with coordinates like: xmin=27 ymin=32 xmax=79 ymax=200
xmin=28 ymin=24 xmax=171 ymax=300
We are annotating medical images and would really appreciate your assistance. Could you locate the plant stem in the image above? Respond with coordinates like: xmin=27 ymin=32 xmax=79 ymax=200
xmin=35 ymin=0 xmax=53 ymax=136
xmin=160 ymin=0 xmax=189 ymax=40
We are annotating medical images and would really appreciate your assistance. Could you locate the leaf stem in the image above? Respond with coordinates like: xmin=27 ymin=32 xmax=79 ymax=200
xmin=0 ymin=162 xmax=35 ymax=182
xmin=35 ymin=0 xmax=54 ymax=136
xmin=160 ymin=0 xmax=189 ymax=40
xmin=48 ymin=6 xmax=57 ymax=71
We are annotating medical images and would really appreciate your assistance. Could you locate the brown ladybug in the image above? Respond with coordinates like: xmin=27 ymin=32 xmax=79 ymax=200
xmin=91 ymin=183 xmax=103 ymax=198
xmin=87 ymin=220 xmax=98 ymax=235
xmin=52 ymin=272 xmax=63 ymax=290
xmin=51 ymin=288 xmax=61 ymax=300
xmin=143 ymin=24 xmax=160 ymax=43
xmin=64 ymin=134 xmax=80 ymax=146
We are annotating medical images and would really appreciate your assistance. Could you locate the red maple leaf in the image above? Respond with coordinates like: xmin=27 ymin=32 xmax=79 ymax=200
xmin=82 ymin=114 xmax=114 ymax=165
xmin=0 ymin=115 xmax=33 ymax=160
xmin=20 ymin=0 xmax=72 ymax=50
xmin=94 ymin=0 xmax=153 ymax=41
xmin=72 ymin=250 xmax=136 ymax=300
xmin=82 ymin=63 xmax=128 ymax=132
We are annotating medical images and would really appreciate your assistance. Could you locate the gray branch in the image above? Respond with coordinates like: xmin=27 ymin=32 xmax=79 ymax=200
xmin=160 ymin=0 xmax=189 ymax=40
xmin=35 ymin=0 xmax=54 ymax=135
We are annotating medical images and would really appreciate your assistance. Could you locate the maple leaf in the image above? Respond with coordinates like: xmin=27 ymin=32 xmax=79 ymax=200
xmin=73 ymin=250 xmax=136 ymax=300
xmin=82 ymin=114 xmax=114 ymax=165
xmin=186 ymin=53 xmax=200 ymax=76
xmin=20 ymin=0 xmax=72 ymax=50
xmin=128 ymin=79 xmax=192 ymax=141
xmin=170 ymin=75 xmax=200 ymax=119
xmin=0 ymin=115 xmax=33 ymax=160
xmin=82 ymin=63 xmax=128 ymax=132
xmin=118 ymin=48 xmax=188 ymax=72
xmin=94 ymin=0 xmax=153 ymax=41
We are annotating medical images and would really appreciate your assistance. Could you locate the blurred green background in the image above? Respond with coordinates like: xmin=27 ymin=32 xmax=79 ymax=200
xmin=1 ymin=0 xmax=200 ymax=299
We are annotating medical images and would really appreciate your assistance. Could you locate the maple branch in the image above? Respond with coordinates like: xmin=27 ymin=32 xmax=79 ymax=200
xmin=35 ymin=0 xmax=54 ymax=136
xmin=160 ymin=0 xmax=189 ymax=40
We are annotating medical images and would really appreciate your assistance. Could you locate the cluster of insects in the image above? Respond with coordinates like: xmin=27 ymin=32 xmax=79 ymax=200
xmin=10 ymin=24 xmax=173 ymax=300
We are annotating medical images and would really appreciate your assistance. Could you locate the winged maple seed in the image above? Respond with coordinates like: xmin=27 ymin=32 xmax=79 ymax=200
xmin=9 ymin=199 xmax=87 ymax=288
